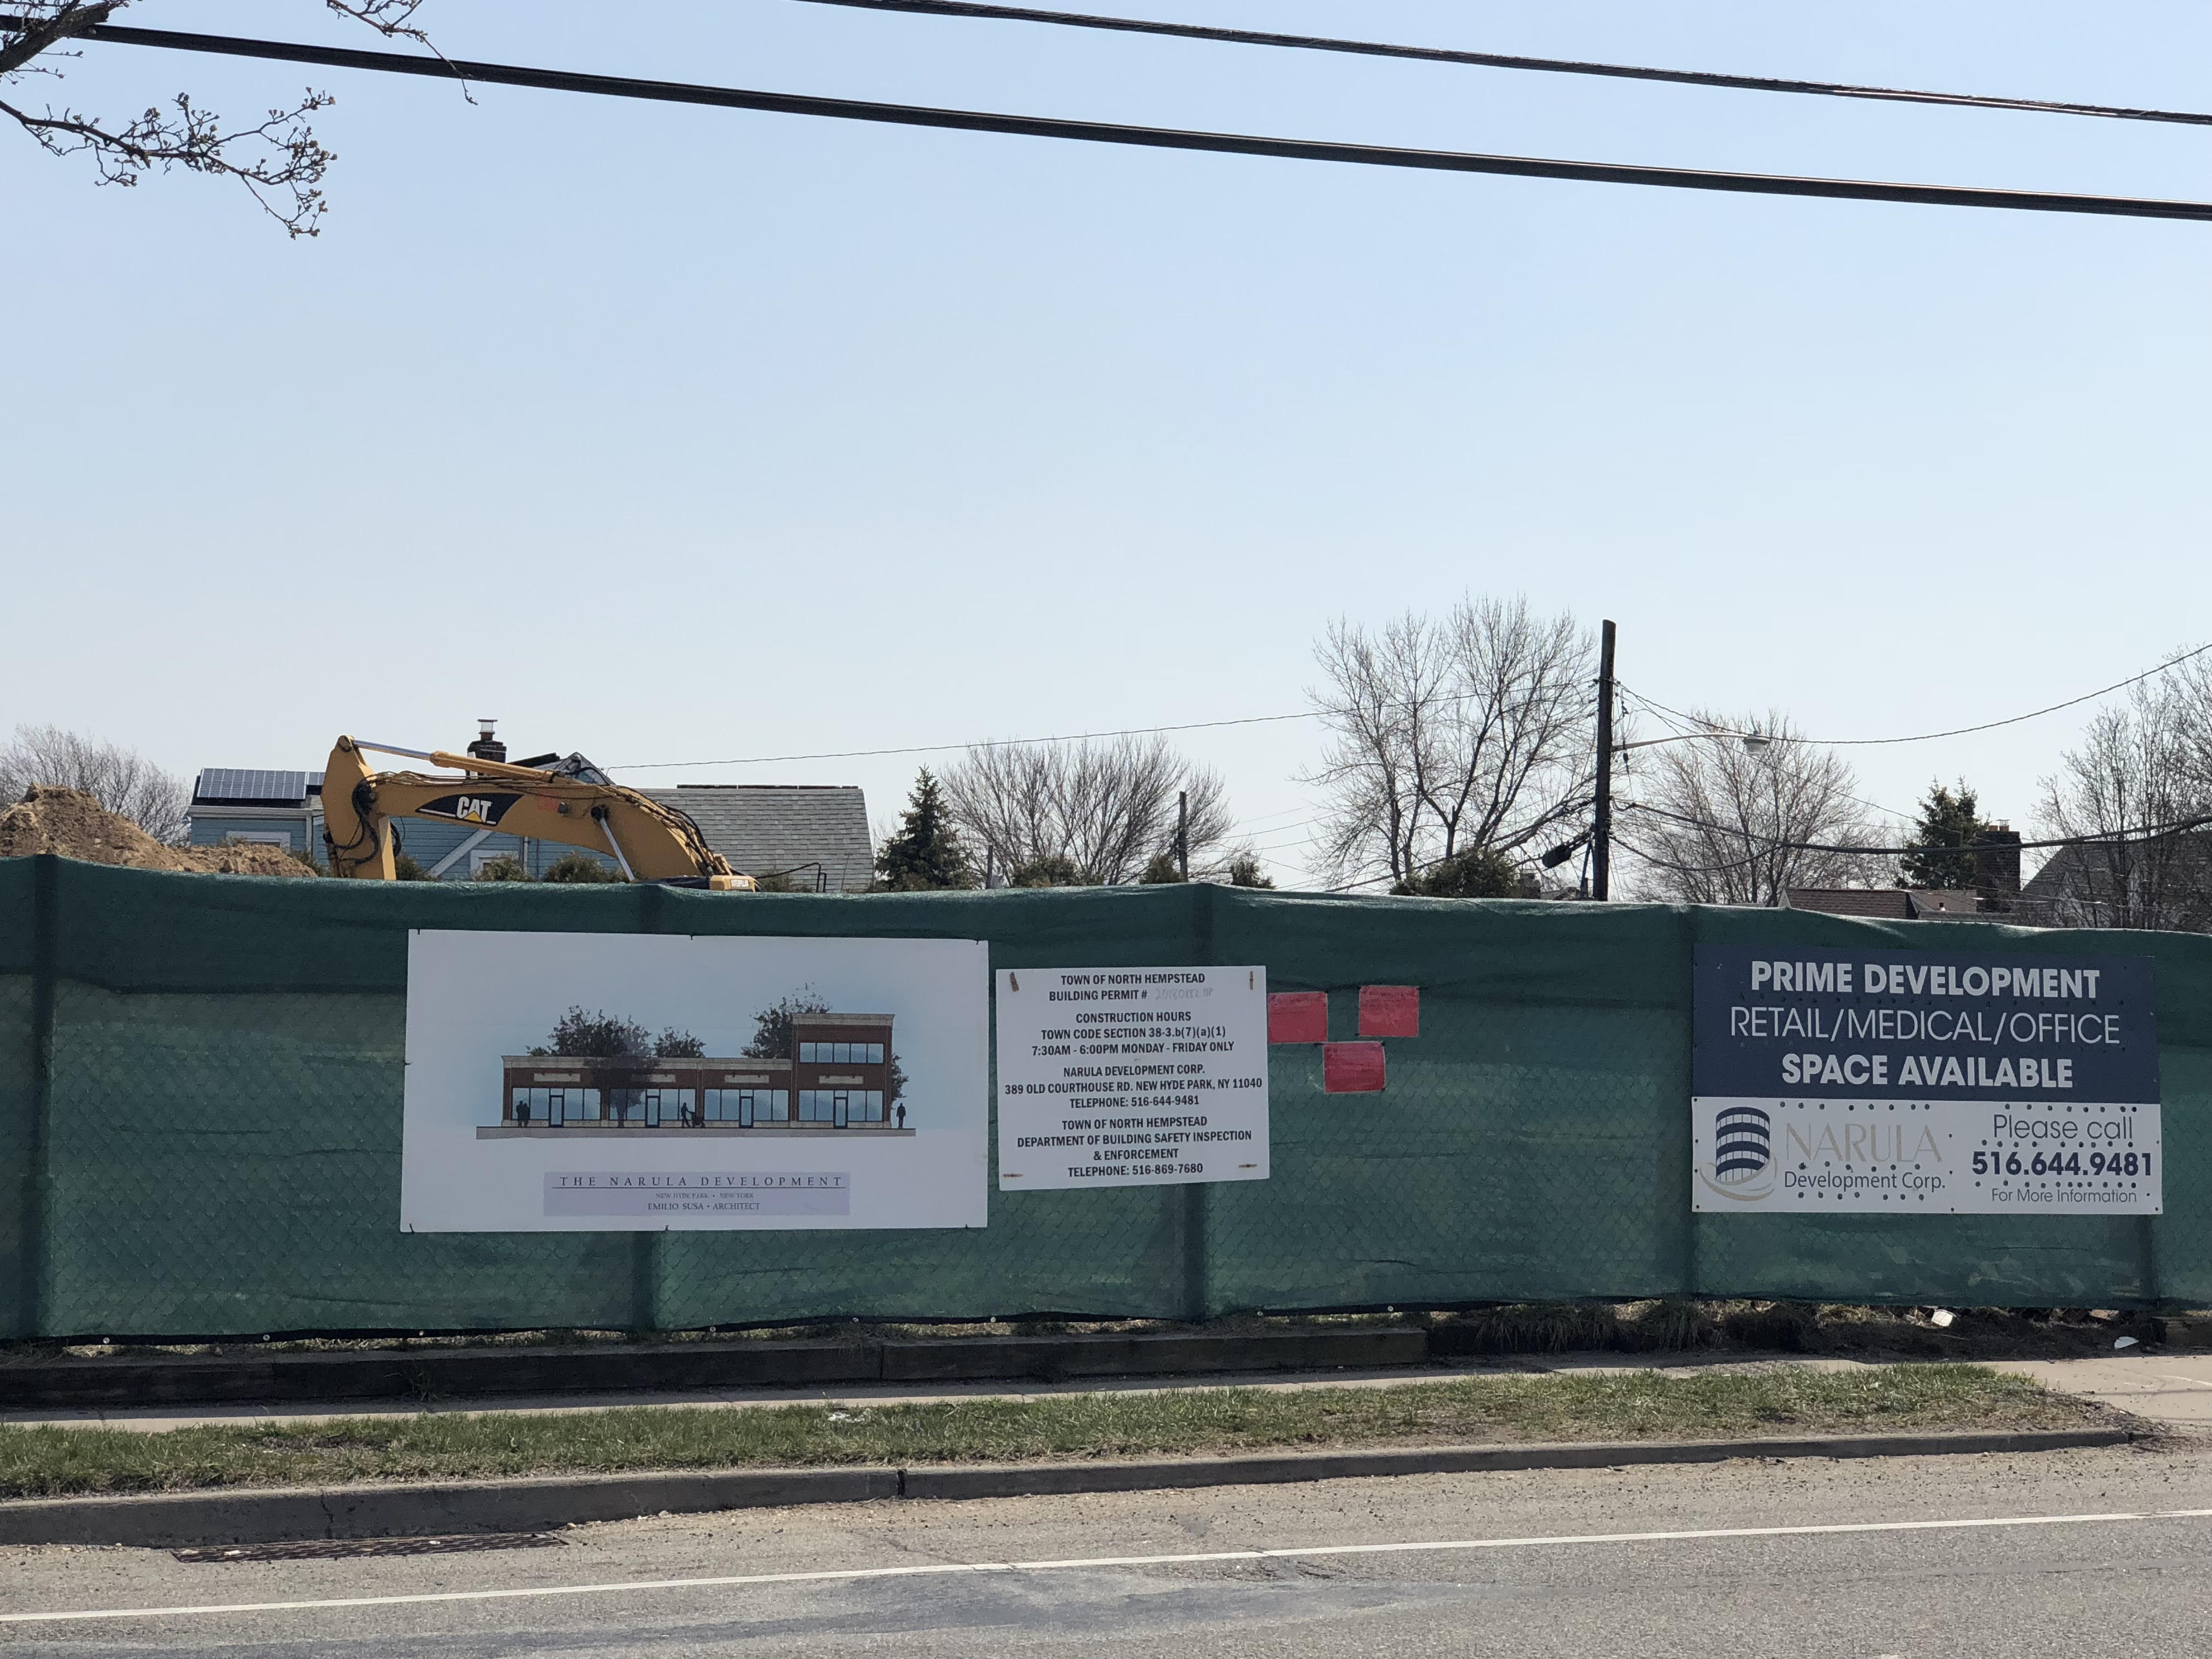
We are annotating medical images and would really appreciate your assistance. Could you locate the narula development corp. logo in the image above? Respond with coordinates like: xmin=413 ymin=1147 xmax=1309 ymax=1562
xmin=1702 ymin=1104 xmax=1775 ymax=1201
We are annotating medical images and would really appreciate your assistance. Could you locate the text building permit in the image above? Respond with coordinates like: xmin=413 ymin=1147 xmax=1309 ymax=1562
xmin=1692 ymin=945 xmax=2159 ymax=1215
xmin=997 ymin=966 xmax=1269 ymax=1190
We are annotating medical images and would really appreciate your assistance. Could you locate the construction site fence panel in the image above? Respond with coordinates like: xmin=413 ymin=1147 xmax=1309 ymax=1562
xmin=1 ymin=856 xmax=2207 ymax=1340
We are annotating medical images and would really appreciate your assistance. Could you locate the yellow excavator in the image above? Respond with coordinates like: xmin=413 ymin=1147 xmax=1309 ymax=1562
xmin=321 ymin=724 xmax=755 ymax=889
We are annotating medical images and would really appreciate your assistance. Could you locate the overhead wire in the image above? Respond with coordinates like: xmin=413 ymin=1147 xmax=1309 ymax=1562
xmin=1611 ymin=683 xmax=1911 ymax=823
xmin=603 ymin=644 xmax=2212 ymax=772
xmin=794 ymin=0 xmax=2212 ymax=128
xmin=1616 ymin=642 xmax=2212 ymax=749
xmin=1616 ymin=798 xmax=2212 ymax=859
xmin=18 ymin=18 xmax=2212 ymax=222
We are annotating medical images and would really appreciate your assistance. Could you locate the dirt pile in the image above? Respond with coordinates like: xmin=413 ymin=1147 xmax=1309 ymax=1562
xmin=0 ymin=787 xmax=315 ymax=877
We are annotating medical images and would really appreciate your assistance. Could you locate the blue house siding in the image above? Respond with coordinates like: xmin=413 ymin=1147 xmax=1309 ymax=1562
xmin=184 ymin=814 xmax=623 ymax=877
xmin=187 ymin=811 xmax=317 ymax=854
xmin=392 ymin=820 xmax=620 ymax=880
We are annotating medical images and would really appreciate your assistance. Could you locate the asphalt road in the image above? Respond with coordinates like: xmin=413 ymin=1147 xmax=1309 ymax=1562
xmin=4 ymin=1442 xmax=2210 ymax=1657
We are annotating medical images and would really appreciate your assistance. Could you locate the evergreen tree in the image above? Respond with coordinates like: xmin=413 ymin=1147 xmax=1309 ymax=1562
xmin=876 ymin=769 xmax=979 ymax=890
xmin=1009 ymin=854 xmax=1087 ymax=888
xmin=543 ymin=851 xmax=625 ymax=883
xmin=1391 ymin=846 xmax=1519 ymax=898
xmin=1227 ymin=854 xmax=1276 ymax=889
xmin=1138 ymin=853 xmax=1186 ymax=884
xmin=1901 ymin=782 xmax=1985 ymax=889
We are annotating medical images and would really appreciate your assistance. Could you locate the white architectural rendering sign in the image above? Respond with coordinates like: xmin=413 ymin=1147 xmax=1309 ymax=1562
xmin=996 ymin=966 xmax=1269 ymax=1191
xmin=402 ymin=931 xmax=989 ymax=1231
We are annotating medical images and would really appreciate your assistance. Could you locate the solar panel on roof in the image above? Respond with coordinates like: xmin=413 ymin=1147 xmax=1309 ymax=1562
xmin=191 ymin=769 xmax=313 ymax=806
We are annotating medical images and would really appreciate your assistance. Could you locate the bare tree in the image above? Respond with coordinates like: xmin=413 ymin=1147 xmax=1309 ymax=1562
xmin=2035 ymin=679 xmax=2212 ymax=933
xmin=1620 ymin=712 xmax=1889 ymax=905
xmin=1305 ymin=596 xmax=1593 ymax=888
xmin=0 ymin=724 xmax=191 ymax=842
xmin=2172 ymin=650 xmax=2212 ymax=804
xmin=3 ymin=2 xmax=438 ymax=235
xmin=940 ymin=736 xmax=1231 ymax=885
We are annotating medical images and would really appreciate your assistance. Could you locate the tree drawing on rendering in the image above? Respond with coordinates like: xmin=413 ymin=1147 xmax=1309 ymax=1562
xmin=741 ymin=990 xmax=830 ymax=1062
xmin=530 ymin=1007 xmax=699 ymax=1059
xmin=742 ymin=988 xmax=906 ymax=1114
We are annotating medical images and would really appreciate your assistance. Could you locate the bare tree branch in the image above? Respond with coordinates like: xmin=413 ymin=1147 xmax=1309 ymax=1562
xmin=321 ymin=0 xmax=430 ymax=46
xmin=1618 ymin=710 xmax=1890 ymax=904
xmin=940 ymin=736 xmax=1232 ymax=884
xmin=1304 ymin=597 xmax=1594 ymax=888
xmin=2035 ymin=675 xmax=2212 ymax=933
xmin=0 ymin=81 xmax=336 ymax=232
xmin=0 ymin=724 xmax=191 ymax=842
xmin=4 ymin=0 xmax=453 ymax=231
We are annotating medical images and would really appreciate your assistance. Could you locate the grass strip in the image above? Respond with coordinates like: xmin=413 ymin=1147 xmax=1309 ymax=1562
xmin=0 ymin=1366 xmax=2103 ymax=1499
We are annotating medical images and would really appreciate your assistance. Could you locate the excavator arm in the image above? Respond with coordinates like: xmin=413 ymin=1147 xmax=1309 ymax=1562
xmin=321 ymin=736 xmax=754 ymax=888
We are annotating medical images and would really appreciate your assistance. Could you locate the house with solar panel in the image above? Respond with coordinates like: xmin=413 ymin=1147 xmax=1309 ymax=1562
xmin=188 ymin=746 xmax=874 ymax=888
xmin=186 ymin=769 xmax=328 ymax=860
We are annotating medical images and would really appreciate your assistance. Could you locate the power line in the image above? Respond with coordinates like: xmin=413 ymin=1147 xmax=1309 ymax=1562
xmin=590 ymin=634 xmax=2209 ymax=777
xmin=1612 ymin=685 xmax=1911 ymax=821
xmin=23 ymin=18 xmax=2212 ymax=222
xmin=1616 ymin=641 xmax=2212 ymax=749
xmin=1617 ymin=798 xmax=2212 ymax=857
xmin=795 ymin=0 xmax=2212 ymax=128
xmin=613 ymin=708 xmax=1318 ymax=771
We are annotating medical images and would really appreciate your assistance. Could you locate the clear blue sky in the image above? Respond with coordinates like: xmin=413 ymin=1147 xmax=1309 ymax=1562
xmin=5 ymin=1 xmax=2205 ymax=884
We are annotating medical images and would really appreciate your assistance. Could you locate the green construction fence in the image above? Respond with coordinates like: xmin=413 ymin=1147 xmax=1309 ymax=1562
xmin=1 ymin=854 xmax=2207 ymax=1339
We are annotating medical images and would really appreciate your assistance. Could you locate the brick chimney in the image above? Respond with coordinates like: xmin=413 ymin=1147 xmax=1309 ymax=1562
xmin=467 ymin=718 xmax=507 ymax=765
xmin=1974 ymin=821 xmax=2022 ymax=898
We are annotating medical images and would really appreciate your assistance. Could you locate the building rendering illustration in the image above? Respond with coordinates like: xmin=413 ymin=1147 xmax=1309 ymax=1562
xmin=483 ymin=1013 xmax=908 ymax=1137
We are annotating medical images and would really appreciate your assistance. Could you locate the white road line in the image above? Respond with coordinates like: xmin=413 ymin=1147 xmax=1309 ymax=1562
xmin=7 ymin=1508 xmax=2212 ymax=1626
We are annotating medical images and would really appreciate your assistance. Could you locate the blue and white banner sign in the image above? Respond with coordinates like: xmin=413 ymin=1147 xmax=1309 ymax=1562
xmin=1691 ymin=945 xmax=2159 ymax=1215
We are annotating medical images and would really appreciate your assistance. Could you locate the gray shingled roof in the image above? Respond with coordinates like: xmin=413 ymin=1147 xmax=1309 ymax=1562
xmin=643 ymin=786 xmax=872 ymax=892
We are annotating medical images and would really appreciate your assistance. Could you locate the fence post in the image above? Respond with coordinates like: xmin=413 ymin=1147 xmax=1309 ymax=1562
xmin=19 ymin=855 xmax=58 ymax=1340
xmin=2143 ymin=1214 xmax=2162 ymax=1310
xmin=1181 ymin=883 xmax=1216 ymax=1321
xmin=1674 ymin=907 xmax=1700 ymax=1301
xmin=631 ymin=879 xmax=672 ymax=1334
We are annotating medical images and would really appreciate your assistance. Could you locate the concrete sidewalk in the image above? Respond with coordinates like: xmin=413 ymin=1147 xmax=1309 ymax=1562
xmin=1989 ymin=1354 xmax=2212 ymax=1427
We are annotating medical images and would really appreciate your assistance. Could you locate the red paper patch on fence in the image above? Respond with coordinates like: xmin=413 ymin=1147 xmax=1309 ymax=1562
xmin=1267 ymin=991 xmax=1328 ymax=1045
xmin=1358 ymin=985 xmax=1420 ymax=1039
xmin=1323 ymin=1041 xmax=1386 ymax=1094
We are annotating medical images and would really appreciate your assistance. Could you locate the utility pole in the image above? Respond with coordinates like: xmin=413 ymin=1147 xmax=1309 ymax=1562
xmin=1176 ymin=790 xmax=1189 ymax=881
xmin=1592 ymin=619 xmax=1616 ymax=901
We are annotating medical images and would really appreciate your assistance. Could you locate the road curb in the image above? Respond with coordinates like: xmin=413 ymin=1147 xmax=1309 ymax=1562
xmin=0 ymin=1429 xmax=2136 ymax=1548
xmin=0 ymin=1469 xmax=901 ymax=1549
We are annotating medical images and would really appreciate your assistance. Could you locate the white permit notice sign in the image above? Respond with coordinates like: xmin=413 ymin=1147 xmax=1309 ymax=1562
xmin=996 ymin=966 xmax=1269 ymax=1192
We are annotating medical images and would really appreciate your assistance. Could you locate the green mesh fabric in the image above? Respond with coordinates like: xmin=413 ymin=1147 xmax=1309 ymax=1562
xmin=1 ymin=855 xmax=2206 ymax=1338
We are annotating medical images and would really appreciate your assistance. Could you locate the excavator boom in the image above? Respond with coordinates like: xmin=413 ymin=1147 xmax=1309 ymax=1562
xmin=321 ymin=734 xmax=753 ymax=888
